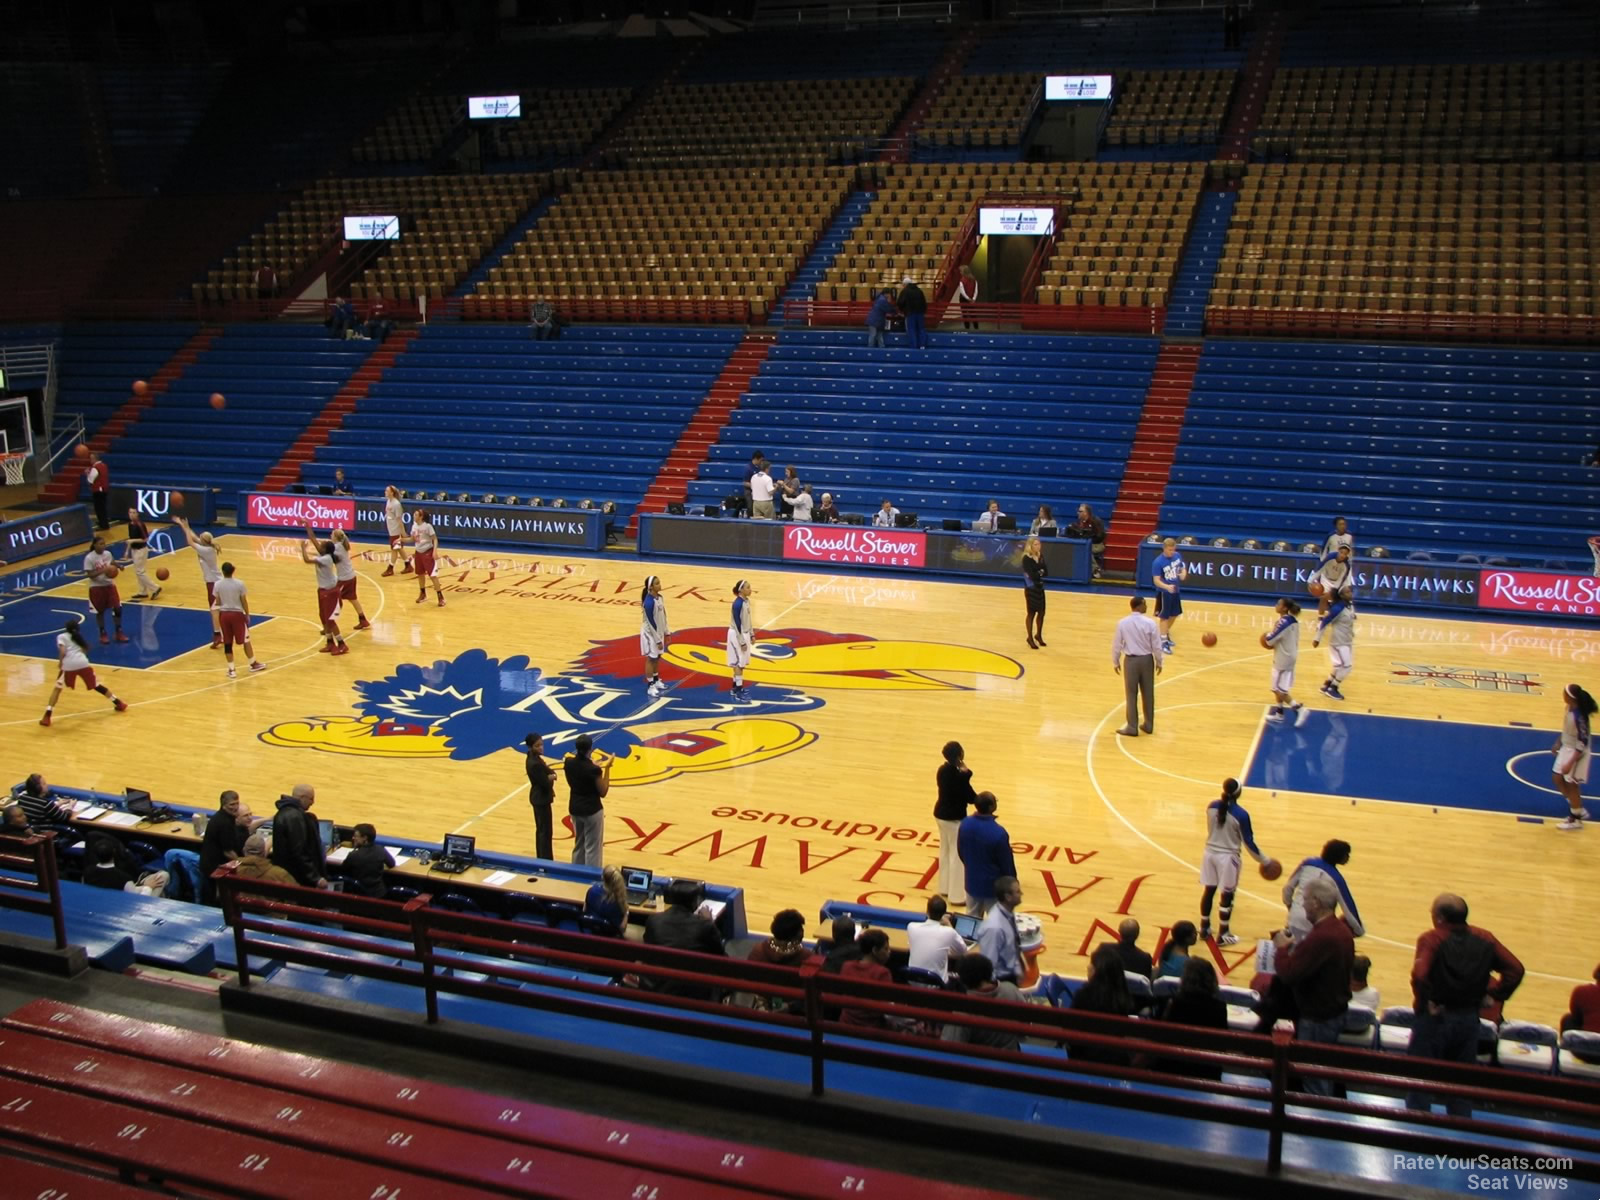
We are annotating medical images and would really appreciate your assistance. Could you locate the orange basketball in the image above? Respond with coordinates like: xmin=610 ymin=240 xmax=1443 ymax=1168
xmin=1309 ymin=581 xmax=1326 ymax=597
xmin=74 ymin=443 xmax=90 ymax=459
xmin=170 ymin=491 xmax=185 ymax=508
xmin=1202 ymin=631 xmax=1218 ymax=647
xmin=210 ymin=393 xmax=226 ymax=410
xmin=103 ymin=564 xmax=119 ymax=579
xmin=155 ymin=567 xmax=170 ymax=581
xmin=1259 ymin=858 xmax=1283 ymax=881
xmin=132 ymin=380 xmax=149 ymax=395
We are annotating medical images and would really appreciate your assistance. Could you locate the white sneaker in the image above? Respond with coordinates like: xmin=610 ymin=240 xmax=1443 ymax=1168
xmin=1557 ymin=817 xmax=1585 ymax=831
xmin=1217 ymin=932 xmax=1239 ymax=946
xmin=227 ymin=667 xmax=236 ymax=678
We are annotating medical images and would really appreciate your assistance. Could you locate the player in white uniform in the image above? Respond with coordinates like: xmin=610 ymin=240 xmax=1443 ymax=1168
xmin=1199 ymin=778 xmax=1271 ymax=946
xmin=83 ymin=537 xmax=127 ymax=645
xmin=1323 ymin=516 xmax=1354 ymax=560
xmin=640 ymin=575 xmax=669 ymax=697
xmin=381 ymin=486 xmax=411 ymax=576
xmin=1152 ymin=538 xmax=1187 ymax=653
xmin=173 ymin=516 xmax=223 ymax=648
xmin=727 ymin=579 xmax=753 ymax=701
xmin=1260 ymin=597 xmax=1303 ymax=724
xmin=1309 ymin=543 xmax=1353 ymax=616
xmin=1313 ymin=585 xmax=1355 ymax=701
xmin=411 ymin=509 xmax=445 ymax=606
xmin=301 ymin=537 xmax=348 ymax=655
xmin=40 ymin=617 xmax=127 ymax=726
xmin=212 ymin=561 xmax=265 ymax=678
xmin=1554 ymin=683 xmax=1596 ymax=831
xmin=313 ymin=526 xmax=372 ymax=630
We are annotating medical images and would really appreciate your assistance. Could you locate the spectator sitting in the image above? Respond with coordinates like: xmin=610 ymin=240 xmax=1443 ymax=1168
xmin=941 ymin=953 xmax=1024 ymax=1050
xmin=15 ymin=773 xmax=72 ymax=830
xmin=1350 ymin=954 xmax=1380 ymax=1011
xmin=816 ymin=492 xmax=840 ymax=524
xmin=839 ymin=929 xmax=896 ymax=1027
xmin=642 ymin=878 xmax=727 ymax=1000
xmin=255 ymin=263 xmax=278 ymax=300
xmin=819 ymin=916 xmax=862 ymax=974
xmin=1065 ymin=504 xmax=1108 ymax=577
xmin=584 ymin=864 xmax=630 ymax=937
xmin=748 ymin=908 xmax=818 ymax=969
xmin=366 ymin=300 xmax=394 ymax=344
xmin=2 ymin=803 xmax=34 ymax=836
xmin=1156 ymin=920 xmax=1199 ymax=978
xmin=1068 ymin=944 xmax=1137 ymax=1065
xmin=865 ymin=288 xmax=897 ymax=349
xmin=1030 ymin=505 xmax=1058 ymax=536
xmin=235 ymin=833 xmax=297 ymax=884
xmin=790 ymin=483 xmax=815 ymax=523
xmin=331 ymin=469 xmax=354 ymax=497
xmin=1153 ymin=957 xmax=1229 ymax=1078
xmin=907 ymin=895 xmax=968 ymax=982
xmin=343 ymin=822 xmax=394 ymax=899
xmin=872 ymin=499 xmax=900 ymax=528
xmin=530 ymin=298 xmax=556 ymax=340
xmin=84 ymin=834 xmax=169 ymax=897
xmin=1564 ymin=963 xmax=1600 ymax=1032
xmin=1108 ymin=917 xmax=1154 ymax=980
xmin=974 ymin=500 xmax=1006 ymax=534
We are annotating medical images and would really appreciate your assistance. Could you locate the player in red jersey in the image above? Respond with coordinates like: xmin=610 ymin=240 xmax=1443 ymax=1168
xmin=412 ymin=509 xmax=445 ymax=606
xmin=83 ymin=537 xmax=128 ymax=645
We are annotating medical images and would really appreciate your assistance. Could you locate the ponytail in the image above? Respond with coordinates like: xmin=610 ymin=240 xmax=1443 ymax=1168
xmin=1567 ymin=683 xmax=1599 ymax=718
xmin=64 ymin=618 xmax=88 ymax=653
xmin=641 ymin=574 xmax=659 ymax=604
xmin=1282 ymin=598 xmax=1302 ymax=617
xmin=1215 ymin=778 xmax=1241 ymax=829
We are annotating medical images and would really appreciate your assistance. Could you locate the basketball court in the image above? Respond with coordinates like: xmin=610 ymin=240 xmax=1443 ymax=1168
xmin=1 ymin=526 xmax=1594 ymax=1021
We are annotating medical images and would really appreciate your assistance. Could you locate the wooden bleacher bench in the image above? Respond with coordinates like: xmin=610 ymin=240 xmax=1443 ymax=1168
xmin=6 ymin=999 xmax=998 ymax=1200
xmin=0 ymin=1147 xmax=157 ymax=1200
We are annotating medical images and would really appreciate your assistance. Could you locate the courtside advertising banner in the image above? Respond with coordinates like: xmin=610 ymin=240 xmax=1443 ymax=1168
xmin=2 ymin=504 xmax=94 ymax=561
xmin=236 ymin=493 xmax=604 ymax=551
xmin=1476 ymin=568 xmax=1600 ymax=620
xmin=111 ymin=482 xmax=217 ymax=525
xmin=639 ymin=515 xmax=1090 ymax=583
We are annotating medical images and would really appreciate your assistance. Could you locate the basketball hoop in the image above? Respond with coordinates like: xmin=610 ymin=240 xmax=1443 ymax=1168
xmin=0 ymin=453 xmax=25 ymax=487
xmin=1589 ymin=535 xmax=1600 ymax=577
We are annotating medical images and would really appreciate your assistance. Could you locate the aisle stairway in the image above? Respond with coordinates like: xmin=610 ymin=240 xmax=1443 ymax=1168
xmin=1163 ymin=191 xmax=1237 ymax=338
xmin=1104 ymin=343 xmax=1202 ymax=569
xmin=629 ymin=331 xmax=777 ymax=534
xmin=773 ymin=191 xmax=874 ymax=320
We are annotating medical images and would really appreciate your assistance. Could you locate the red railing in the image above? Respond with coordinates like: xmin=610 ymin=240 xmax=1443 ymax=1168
xmin=0 ymin=833 xmax=67 ymax=950
xmin=217 ymin=874 xmax=1600 ymax=1182
xmin=1207 ymin=306 xmax=1600 ymax=344
xmin=785 ymin=298 xmax=1166 ymax=334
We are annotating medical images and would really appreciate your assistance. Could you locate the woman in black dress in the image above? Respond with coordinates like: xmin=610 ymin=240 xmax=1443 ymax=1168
xmin=1022 ymin=535 xmax=1047 ymax=649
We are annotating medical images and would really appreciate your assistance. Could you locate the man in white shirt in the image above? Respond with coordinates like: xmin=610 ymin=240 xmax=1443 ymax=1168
xmin=749 ymin=464 xmax=776 ymax=519
xmin=1111 ymin=595 xmax=1164 ymax=737
xmin=907 ymin=896 xmax=969 ymax=981
xmin=975 ymin=876 xmax=1024 ymax=985
xmin=872 ymin=499 xmax=900 ymax=528
xmin=974 ymin=500 xmax=1006 ymax=533
xmin=789 ymin=484 xmax=815 ymax=522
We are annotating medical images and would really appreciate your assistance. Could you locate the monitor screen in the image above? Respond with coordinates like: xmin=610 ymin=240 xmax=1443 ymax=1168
xmin=318 ymin=819 xmax=335 ymax=851
xmin=344 ymin=215 xmax=400 ymax=241
xmin=978 ymin=207 xmax=1055 ymax=237
xmin=443 ymin=833 xmax=476 ymax=860
xmin=468 ymin=94 xmax=521 ymax=120
xmin=624 ymin=867 xmax=652 ymax=893
xmin=950 ymin=912 xmax=981 ymax=941
xmin=1045 ymin=74 xmax=1114 ymax=101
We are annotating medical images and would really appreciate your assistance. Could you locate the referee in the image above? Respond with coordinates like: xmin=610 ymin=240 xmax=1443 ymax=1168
xmin=1112 ymin=596 xmax=1164 ymax=737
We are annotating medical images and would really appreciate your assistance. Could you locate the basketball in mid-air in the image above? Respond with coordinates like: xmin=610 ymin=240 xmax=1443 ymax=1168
xmin=210 ymin=393 xmax=226 ymax=410
xmin=1309 ymin=581 xmax=1326 ymax=597
xmin=1202 ymin=632 xmax=1218 ymax=647
xmin=74 ymin=443 xmax=90 ymax=459
xmin=132 ymin=380 xmax=149 ymax=396
xmin=155 ymin=567 xmax=170 ymax=581
xmin=1259 ymin=858 xmax=1283 ymax=881
xmin=170 ymin=491 xmax=185 ymax=508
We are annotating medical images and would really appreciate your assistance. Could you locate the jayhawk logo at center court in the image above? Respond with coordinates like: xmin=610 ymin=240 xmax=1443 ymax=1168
xmin=260 ymin=626 xmax=1021 ymax=786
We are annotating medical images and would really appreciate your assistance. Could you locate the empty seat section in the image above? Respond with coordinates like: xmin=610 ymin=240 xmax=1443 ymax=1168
xmin=307 ymin=323 xmax=743 ymax=516
xmin=1160 ymin=338 xmax=1600 ymax=563
xmin=685 ymin=329 xmax=1159 ymax=524
xmin=53 ymin=323 xmax=200 ymax=442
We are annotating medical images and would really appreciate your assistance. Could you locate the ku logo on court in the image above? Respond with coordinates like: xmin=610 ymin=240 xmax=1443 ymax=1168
xmin=260 ymin=627 xmax=1020 ymax=786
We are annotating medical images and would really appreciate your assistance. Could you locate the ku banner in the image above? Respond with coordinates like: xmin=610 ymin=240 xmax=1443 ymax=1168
xmin=109 ymin=483 xmax=217 ymax=525
xmin=236 ymin=492 xmax=605 ymax=552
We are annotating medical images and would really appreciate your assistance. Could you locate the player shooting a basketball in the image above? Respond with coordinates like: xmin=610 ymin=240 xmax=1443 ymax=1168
xmin=1200 ymin=778 xmax=1277 ymax=946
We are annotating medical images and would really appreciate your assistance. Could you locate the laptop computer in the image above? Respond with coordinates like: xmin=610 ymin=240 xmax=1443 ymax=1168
xmin=318 ymin=818 xmax=336 ymax=852
xmin=622 ymin=865 xmax=653 ymax=905
xmin=433 ymin=833 xmax=476 ymax=874
xmin=124 ymin=788 xmax=154 ymax=814
xmin=950 ymin=912 xmax=982 ymax=942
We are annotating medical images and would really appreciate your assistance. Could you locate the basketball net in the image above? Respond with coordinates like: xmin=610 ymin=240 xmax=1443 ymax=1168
xmin=0 ymin=453 xmax=25 ymax=487
xmin=1589 ymin=535 xmax=1600 ymax=578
